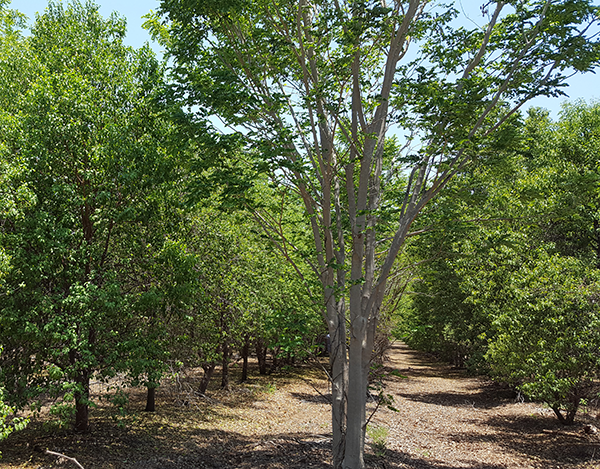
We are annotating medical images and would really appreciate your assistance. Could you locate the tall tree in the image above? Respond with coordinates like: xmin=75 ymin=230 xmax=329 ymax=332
xmin=0 ymin=1 xmax=35 ymax=283
xmin=149 ymin=1 xmax=600 ymax=467
xmin=0 ymin=3 xmax=31 ymax=444
xmin=0 ymin=1 xmax=175 ymax=432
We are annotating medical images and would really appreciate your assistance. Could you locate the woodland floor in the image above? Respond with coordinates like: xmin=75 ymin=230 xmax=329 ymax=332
xmin=1 ymin=343 xmax=600 ymax=468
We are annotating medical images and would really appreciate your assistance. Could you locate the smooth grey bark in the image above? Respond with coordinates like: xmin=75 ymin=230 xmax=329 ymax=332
xmin=157 ymin=0 xmax=600 ymax=466
xmin=327 ymin=294 xmax=348 ymax=467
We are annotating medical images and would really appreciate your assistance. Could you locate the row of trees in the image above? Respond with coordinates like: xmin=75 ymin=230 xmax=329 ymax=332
xmin=400 ymin=101 xmax=600 ymax=424
xmin=147 ymin=0 xmax=600 ymax=467
xmin=1 ymin=0 xmax=600 ymax=468
xmin=0 ymin=1 xmax=320 ymax=434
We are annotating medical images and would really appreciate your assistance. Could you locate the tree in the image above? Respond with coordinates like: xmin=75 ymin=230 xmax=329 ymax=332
xmin=170 ymin=206 xmax=320 ymax=392
xmin=487 ymin=254 xmax=600 ymax=424
xmin=484 ymin=102 xmax=600 ymax=424
xmin=0 ymin=1 xmax=176 ymax=432
xmin=400 ymin=101 xmax=600 ymax=424
xmin=149 ymin=1 xmax=600 ymax=467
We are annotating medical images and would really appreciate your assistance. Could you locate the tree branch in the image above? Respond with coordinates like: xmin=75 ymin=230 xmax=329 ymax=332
xmin=45 ymin=450 xmax=85 ymax=469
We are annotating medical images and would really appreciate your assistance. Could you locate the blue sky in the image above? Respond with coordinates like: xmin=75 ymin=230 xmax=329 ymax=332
xmin=12 ymin=0 xmax=600 ymax=120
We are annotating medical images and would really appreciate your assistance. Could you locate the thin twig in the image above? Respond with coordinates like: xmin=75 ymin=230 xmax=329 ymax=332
xmin=300 ymin=372 xmax=332 ymax=404
xmin=45 ymin=450 xmax=85 ymax=469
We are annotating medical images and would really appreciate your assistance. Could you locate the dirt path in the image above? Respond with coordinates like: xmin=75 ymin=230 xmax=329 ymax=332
xmin=2 ymin=343 xmax=600 ymax=468
xmin=369 ymin=343 xmax=600 ymax=468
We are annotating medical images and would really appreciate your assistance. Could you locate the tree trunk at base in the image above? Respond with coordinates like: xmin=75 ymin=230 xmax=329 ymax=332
xmin=145 ymin=387 xmax=156 ymax=412
xmin=343 ymin=335 xmax=368 ymax=469
xmin=199 ymin=364 xmax=215 ymax=394
xmin=240 ymin=338 xmax=250 ymax=382
xmin=552 ymin=405 xmax=578 ymax=425
xmin=74 ymin=399 xmax=89 ymax=433
xmin=256 ymin=339 xmax=268 ymax=375
xmin=270 ymin=347 xmax=280 ymax=374
xmin=328 ymin=299 xmax=348 ymax=469
xmin=74 ymin=372 xmax=90 ymax=433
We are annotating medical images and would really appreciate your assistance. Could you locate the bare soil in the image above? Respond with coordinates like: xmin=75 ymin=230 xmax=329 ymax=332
xmin=1 ymin=343 xmax=600 ymax=468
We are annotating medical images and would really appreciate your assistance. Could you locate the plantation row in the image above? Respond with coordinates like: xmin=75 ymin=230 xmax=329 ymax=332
xmin=2 ymin=1 xmax=600 ymax=468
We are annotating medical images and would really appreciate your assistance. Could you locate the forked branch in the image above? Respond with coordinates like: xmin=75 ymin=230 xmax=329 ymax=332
xmin=46 ymin=450 xmax=85 ymax=469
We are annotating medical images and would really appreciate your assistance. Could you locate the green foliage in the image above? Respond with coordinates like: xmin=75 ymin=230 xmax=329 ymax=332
xmin=366 ymin=425 xmax=388 ymax=457
xmin=487 ymin=255 xmax=600 ymax=425
xmin=262 ymin=382 xmax=277 ymax=395
xmin=0 ymin=348 xmax=28 ymax=449
xmin=0 ymin=387 xmax=28 ymax=446
xmin=0 ymin=0 xmax=181 ymax=430
xmin=401 ymin=101 xmax=600 ymax=424
xmin=399 ymin=144 xmax=533 ymax=370
xmin=172 ymin=206 xmax=321 ymax=374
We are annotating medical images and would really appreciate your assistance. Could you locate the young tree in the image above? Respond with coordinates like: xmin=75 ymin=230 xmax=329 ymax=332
xmin=485 ymin=101 xmax=600 ymax=424
xmin=0 ymin=1 xmax=176 ymax=431
xmin=149 ymin=1 xmax=600 ymax=467
xmin=487 ymin=254 xmax=600 ymax=425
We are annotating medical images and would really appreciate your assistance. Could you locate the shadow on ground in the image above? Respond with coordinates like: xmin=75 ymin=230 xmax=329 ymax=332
xmin=290 ymin=391 xmax=332 ymax=405
xmin=3 ymin=349 xmax=599 ymax=469
xmin=1 ymin=420 xmax=333 ymax=469
xmin=393 ymin=384 xmax=515 ymax=410
xmin=0 ymin=421 xmax=530 ymax=469
xmin=2 ymin=405 xmax=598 ymax=469
xmin=447 ymin=413 xmax=600 ymax=467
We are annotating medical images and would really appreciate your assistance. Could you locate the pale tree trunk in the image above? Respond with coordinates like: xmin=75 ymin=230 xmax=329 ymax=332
xmin=327 ymin=294 xmax=348 ymax=467
xmin=187 ymin=0 xmax=556 ymax=467
xmin=344 ymin=334 xmax=367 ymax=468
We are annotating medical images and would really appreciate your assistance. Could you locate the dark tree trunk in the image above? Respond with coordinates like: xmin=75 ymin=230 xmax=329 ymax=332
xmin=221 ymin=342 xmax=230 ymax=390
xmin=70 ymin=327 xmax=93 ymax=433
xmin=552 ymin=406 xmax=578 ymax=425
xmin=256 ymin=339 xmax=268 ymax=375
xmin=74 ymin=371 xmax=90 ymax=433
xmin=199 ymin=364 xmax=215 ymax=394
xmin=270 ymin=347 xmax=280 ymax=374
xmin=240 ymin=337 xmax=250 ymax=383
xmin=145 ymin=387 xmax=156 ymax=412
